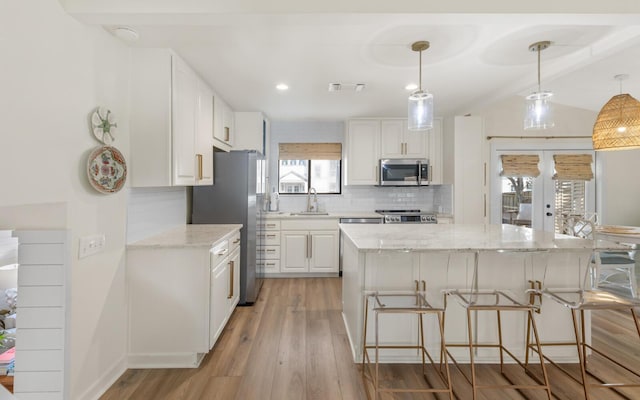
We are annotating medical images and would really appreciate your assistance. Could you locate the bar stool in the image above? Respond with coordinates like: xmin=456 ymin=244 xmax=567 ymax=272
xmin=527 ymin=240 xmax=640 ymax=399
xmin=361 ymin=289 xmax=453 ymax=400
xmin=443 ymin=250 xmax=552 ymax=400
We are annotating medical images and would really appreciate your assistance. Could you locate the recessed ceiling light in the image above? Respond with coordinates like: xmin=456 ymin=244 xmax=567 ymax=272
xmin=405 ymin=83 xmax=418 ymax=91
xmin=276 ymin=83 xmax=289 ymax=91
xmin=113 ymin=26 xmax=139 ymax=42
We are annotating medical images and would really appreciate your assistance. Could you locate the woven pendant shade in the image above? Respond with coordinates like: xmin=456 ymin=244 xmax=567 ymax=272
xmin=500 ymin=154 xmax=540 ymax=177
xmin=592 ymin=93 xmax=640 ymax=151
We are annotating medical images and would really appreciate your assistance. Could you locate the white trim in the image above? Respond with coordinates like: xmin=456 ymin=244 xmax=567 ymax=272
xmin=127 ymin=352 xmax=206 ymax=369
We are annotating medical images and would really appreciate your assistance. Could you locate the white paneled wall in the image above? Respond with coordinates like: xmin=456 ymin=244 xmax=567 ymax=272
xmin=126 ymin=187 xmax=188 ymax=243
xmin=14 ymin=230 xmax=70 ymax=400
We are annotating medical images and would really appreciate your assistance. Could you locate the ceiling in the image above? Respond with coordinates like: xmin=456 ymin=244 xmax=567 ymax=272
xmin=63 ymin=1 xmax=640 ymax=121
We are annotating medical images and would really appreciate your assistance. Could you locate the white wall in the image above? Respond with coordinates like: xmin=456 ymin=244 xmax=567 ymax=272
xmin=463 ymin=95 xmax=640 ymax=226
xmin=0 ymin=1 xmax=130 ymax=398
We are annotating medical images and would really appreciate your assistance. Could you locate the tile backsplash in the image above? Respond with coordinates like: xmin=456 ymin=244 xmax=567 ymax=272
xmin=276 ymin=184 xmax=453 ymax=214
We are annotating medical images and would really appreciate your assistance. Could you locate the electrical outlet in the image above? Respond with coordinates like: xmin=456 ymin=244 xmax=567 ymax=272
xmin=79 ymin=234 xmax=106 ymax=259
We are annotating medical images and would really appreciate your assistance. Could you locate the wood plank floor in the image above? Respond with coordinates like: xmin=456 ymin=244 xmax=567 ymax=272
xmin=101 ymin=278 xmax=640 ymax=400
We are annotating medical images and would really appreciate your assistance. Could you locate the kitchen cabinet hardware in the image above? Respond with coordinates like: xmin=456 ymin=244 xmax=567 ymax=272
xmin=421 ymin=280 xmax=426 ymax=291
xmin=228 ymin=260 xmax=234 ymax=299
xmin=232 ymin=238 xmax=241 ymax=245
xmin=546 ymin=212 xmax=553 ymax=216
xmin=414 ymin=280 xmax=419 ymax=291
xmin=197 ymin=154 xmax=203 ymax=180
xmin=216 ymin=248 xmax=228 ymax=256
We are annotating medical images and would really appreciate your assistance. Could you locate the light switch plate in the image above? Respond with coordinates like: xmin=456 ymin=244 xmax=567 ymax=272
xmin=79 ymin=234 xmax=106 ymax=259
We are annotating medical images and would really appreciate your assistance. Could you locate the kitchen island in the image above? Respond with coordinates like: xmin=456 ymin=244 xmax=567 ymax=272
xmin=340 ymin=223 xmax=622 ymax=364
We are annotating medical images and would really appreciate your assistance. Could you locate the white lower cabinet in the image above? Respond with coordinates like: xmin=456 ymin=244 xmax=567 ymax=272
xmin=127 ymin=228 xmax=241 ymax=368
xmin=258 ymin=220 xmax=281 ymax=274
xmin=280 ymin=219 xmax=339 ymax=273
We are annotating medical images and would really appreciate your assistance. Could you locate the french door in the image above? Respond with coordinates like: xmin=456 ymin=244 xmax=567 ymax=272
xmin=490 ymin=143 xmax=596 ymax=233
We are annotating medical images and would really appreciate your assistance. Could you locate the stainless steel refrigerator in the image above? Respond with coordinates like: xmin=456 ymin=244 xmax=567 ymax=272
xmin=192 ymin=150 xmax=265 ymax=305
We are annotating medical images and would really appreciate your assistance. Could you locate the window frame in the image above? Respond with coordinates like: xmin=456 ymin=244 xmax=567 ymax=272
xmin=277 ymin=159 xmax=342 ymax=195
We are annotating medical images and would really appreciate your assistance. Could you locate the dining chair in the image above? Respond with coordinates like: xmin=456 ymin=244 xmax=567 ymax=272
xmin=561 ymin=214 xmax=637 ymax=298
xmin=527 ymin=215 xmax=640 ymax=400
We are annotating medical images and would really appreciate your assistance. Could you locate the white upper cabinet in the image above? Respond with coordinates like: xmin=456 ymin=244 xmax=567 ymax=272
xmin=380 ymin=119 xmax=427 ymax=159
xmin=234 ymin=112 xmax=270 ymax=157
xmin=130 ymin=48 xmax=215 ymax=187
xmin=196 ymin=80 xmax=214 ymax=185
xmin=213 ymin=96 xmax=234 ymax=152
xmin=428 ymin=118 xmax=443 ymax=184
xmin=346 ymin=118 xmax=443 ymax=186
xmin=345 ymin=119 xmax=381 ymax=185
xmin=172 ymin=56 xmax=198 ymax=185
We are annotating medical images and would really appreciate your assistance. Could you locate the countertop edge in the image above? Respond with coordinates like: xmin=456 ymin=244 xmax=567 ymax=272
xmin=127 ymin=224 xmax=243 ymax=249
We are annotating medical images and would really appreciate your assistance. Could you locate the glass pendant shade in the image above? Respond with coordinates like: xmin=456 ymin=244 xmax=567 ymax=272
xmin=408 ymin=90 xmax=433 ymax=131
xmin=592 ymin=93 xmax=640 ymax=151
xmin=524 ymin=90 xmax=554 ymax=130
xmin=524 ymin=41 xmax=553 ymax=130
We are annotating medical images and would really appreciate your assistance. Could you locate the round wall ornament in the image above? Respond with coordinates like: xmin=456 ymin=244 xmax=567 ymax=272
xmin=91 ymin=107 xmax=117 ymax=144
xmin=87 ymin=146 xmax=127 ymax=193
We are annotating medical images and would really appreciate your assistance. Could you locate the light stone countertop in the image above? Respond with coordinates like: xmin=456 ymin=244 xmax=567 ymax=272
xmin=263 ymin=211 xmax=454 ymax=220
xmin=340 ymin=223 xmax=626 ymax=252
xmin=127 ymin=224 xmax=243 ymax=248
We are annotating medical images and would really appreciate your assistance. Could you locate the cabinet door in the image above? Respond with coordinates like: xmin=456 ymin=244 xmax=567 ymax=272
xmin=223 ymin=104 xmax=235 ymax=147
xmin=210 ymin=259 xmax=228 ymax=349
xmin=228 ymin=247 xmax=241 ymax=312
xmin=380 ymin=120 xmax=404 ymax=158
xmin=195 ymin=80 xmax=214 ymax=185
xmin=172 ymin=56 xmax=197 ymax=186
xmin=428 ymin=118 xmax=443 ymax=184
xmin=213 ymin=96 xmax=234 ymax=151
xmin=346 ymin=120 xmax=380 ymax=185
xmin=404 ymin=121 xmax=428 ymax=158
xmin=309 ymin=230 xmax=338 ymax=272
xmin=281 ymin=231 xmax=309 ymax=272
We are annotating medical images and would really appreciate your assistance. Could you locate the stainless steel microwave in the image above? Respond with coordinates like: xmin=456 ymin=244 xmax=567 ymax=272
xmin=379 ymin=158 xmax=430 ymax=186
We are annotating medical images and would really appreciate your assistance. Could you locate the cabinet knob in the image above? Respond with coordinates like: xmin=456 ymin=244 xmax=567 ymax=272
xmin=546 ymin=212 xmax=553 ymax=217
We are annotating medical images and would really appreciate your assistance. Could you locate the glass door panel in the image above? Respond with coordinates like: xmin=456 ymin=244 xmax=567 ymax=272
xmin=491 ymin=148 xmax=595 ymax=233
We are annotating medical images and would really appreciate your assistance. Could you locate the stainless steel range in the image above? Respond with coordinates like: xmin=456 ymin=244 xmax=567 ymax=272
xmin=375 ymin=209 xmax=438 ymax=224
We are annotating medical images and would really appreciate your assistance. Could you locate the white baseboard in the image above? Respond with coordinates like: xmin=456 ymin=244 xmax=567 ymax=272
xmin=77 ymin=355 xmax=127 ymax=400
xmin=127 ymin=352 xmax=206 ymax=369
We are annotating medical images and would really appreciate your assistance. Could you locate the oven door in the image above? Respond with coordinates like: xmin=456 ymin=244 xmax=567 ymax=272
xmin=379 ymin=159 xmax=422 ymax=186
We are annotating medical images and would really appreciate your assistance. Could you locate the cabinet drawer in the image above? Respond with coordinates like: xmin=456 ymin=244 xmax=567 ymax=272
xmin=259 ymin=220 xmax=281 ymax=231
xmin=259 ymin=231 xmax=280 ymax=245
xmin=229 ymin=230 xmax=241 ymax=251
xmin=281 ymin=219 xmax=338 ymax=230
xmin=263 ymin=259 xmax=280 ymax=273
xmin=210 ymin=240 xmax=230 ymax=267
xmin=258 ymin=245 xmax=280 ymax=260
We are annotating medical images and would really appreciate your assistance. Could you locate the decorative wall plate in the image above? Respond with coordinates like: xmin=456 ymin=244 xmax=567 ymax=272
xmin=87 ymin=146 xmax=127 ymax=193
xmin=91 ymin=107 xmax=117 ymax=144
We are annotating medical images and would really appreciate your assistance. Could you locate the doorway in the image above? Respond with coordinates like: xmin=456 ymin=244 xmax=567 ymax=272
xmin=490 ymin=141 xmax=596 ymax=233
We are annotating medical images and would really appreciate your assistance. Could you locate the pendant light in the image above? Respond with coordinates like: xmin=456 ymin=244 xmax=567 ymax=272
xmin=592 ymin=74 xmax=640 ymax=151
xmin=408 ymin=41 xmax=433 ymax=131
xmin=524 ymin=41 xmax=554 ymax=130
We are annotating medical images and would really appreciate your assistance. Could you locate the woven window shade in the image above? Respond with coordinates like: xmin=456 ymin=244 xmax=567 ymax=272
xmin=553 ymin=154 xmax=593 ymax=181
xmin=278 ymin=143 xmax=342 ymax=160
xmin=592 ymin=94 xmax=640 ymax=151
xmin=500 ymin=155 xmax=540 ymax=177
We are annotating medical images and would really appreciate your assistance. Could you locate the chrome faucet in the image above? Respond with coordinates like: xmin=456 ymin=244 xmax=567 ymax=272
xmin=307 ymin=187 xmax=318 ymax=212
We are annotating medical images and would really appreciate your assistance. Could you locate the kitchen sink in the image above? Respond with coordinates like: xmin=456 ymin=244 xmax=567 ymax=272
xmin=289 ymin=211 xmax=330 ymax=216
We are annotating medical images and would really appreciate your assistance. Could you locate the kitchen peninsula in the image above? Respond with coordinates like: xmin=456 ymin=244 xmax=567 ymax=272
xmin=340 ymin=223 xmax=621 ymax=364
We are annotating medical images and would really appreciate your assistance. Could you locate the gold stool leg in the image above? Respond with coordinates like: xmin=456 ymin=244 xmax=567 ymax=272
xmin=437 ymin=311 xmax=454 ymax=400
xmin=467 ymin=308 xmax=478 ymax=400
xmin=571 ymin=309 xmax=591 ymax=400
xmin=497 ymin=309 xmax=505 ymax=374
xmin=528 ymin=309 xmax=553 ymax=400
xmin=419 ymin=312 xmax=426 ymax=377
xmin=374 ymin=310 xmax=380 ymax=400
